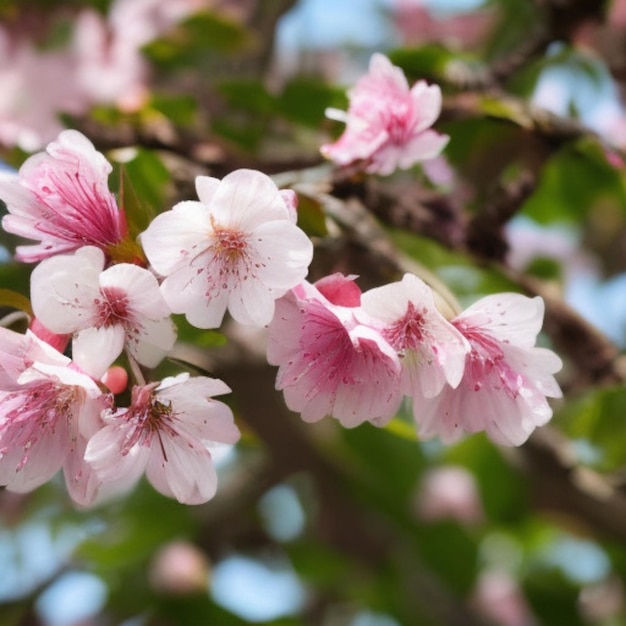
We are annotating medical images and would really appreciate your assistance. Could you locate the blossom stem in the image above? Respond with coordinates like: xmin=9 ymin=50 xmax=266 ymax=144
xmin=127 ymin=353 xmax=146 ymax=387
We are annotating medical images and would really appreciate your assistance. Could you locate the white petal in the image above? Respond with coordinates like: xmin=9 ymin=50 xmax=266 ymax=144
xmin=210 ymin=169 xmax=291 ymax=229
xmin=252 ymin=221 xmax=314 ymax=290
xmin=459 ymin=293 xmax=545 ymax=348
xmin=146 ymin=435 xmax=218 ymax=504
xmin=140 ymin=201 xmax=212 ymax=276
xmin=73 ymin=326 xmax=126 ymax=379
xmin=127 ymin=316 xmax=177 ymax=368
xmin=397 ymin=130 xmax=450 ymax=168
xmin=195 ymin=175 xmax=221 ymax=204
xmin=100 ymin=262 xmax=171 ymax=319
xmin=85 ymin=424 xmax=150 ymax=488
xmin=227 ymin=278 xmax=277 ymax=327
xmin=184 ymin=286 xmax=230 ymax=330
xmin=410 ymin=82 xmax=443 ymax=133
xmin=30 ymin=247 xmax=104 ymax=333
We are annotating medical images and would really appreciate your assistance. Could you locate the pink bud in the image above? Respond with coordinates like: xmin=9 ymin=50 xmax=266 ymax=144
xmin=101 ymin=366 xmax=128 ymax=395
xmin=150 ymin=541 xmax=210 ymax=595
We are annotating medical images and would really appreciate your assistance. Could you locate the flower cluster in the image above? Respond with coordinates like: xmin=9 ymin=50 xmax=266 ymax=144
xmin=0 ymin=53 xmax=563 ymax=508
xmin=0 ymin=130 xmax=311 ymax=505
xmin=267 ymin=274 xmax=562 ymax=445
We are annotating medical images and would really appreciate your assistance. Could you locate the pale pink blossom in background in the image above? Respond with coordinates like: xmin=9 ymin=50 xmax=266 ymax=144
xmin=0 ymin=29 xmax=86 ymax=151
xmin=321 ymin=53 xmax=449 ymax=175
xmin=108 ymin=0 xmax=209 ymax=47
xmin=392 ymin=0 xmax=495 ymax=50
xmin=416 ymin=293 xmax=563 ymax=446
xmin=360 ymin=273 xmax=469 ymax=402
xmin=609 ymin=0 xmax=626 ymax=27
xmin=71 ymin=9 xmax=150 ymax=113
xmin=267 ymin=276 xmax=403 ymax=427
xmin=150 ymin=540 xmax=210 ymax=595
xmin=416 ymin=465 xmax=483 ymax=523
xmin=0 ymin=130 xmax=126 ymax=263
xmin=140 ymin=169 xmax=313 ymax=329
xmin=0 ymin=328 xmax=110 ymax=505
xmin=472 ymin=568 xmax=538 ymax=626
xmin=30 ymin=246 xmax=176 ymax=379
xmin=71 ymin=0 xmax=209 ymax=111
xmin=85 ymin=374 xmax=239 ymax=505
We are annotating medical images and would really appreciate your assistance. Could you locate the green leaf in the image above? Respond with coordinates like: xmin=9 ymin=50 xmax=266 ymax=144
xmin=76 ymin=481 xmax=195 ymax=573
xmin=443 ymin=436 xmax=529 ymax=524
xmin=276 ymin=78 xmax=345 ymax=128
xmin=389 ymin=45 xmax=457 ymax=82
xmin=293 ymin=193 xmax=328 ymax=238
xmin=149 ymin=94 xmax=198 ymax=127
xmin=388 ymin=228 xmax=519 ymax=302
xmin=521 ymin=139 xmax=626 ymax=225
xmin=111 ymin=148 xmax=170 ymax=236
xmin=217 ymin=79 xmax=275 ymax=116
xmin=557 ymin=386 xmax=626 ymax=472
xmin=0 ymin=262 xmax=32 ymax=299
xmin=143 ymin=11 xmax=251 ymax=70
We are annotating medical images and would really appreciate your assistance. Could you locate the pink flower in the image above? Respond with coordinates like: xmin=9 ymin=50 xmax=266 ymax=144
xmin=71 ymin=9 xmax=149 ymax=112
xmin=416 ymin=465 xmax=483 ymax=523
xmin=359 ymin=273 xmax=469 ymax=401
xmin=140 ymin=169 xmax=313 ymax=329
xmin=0 ymin=129 xmax=126 ymax=263
xmin=30 ymin=246 xmax=176 ymax=379
xmin=321 ymin=53 xmax=449 ymax=175
xmin=0 ymin=29 xmax=87 ymax=151
xmin=416 ymin=294 xmax=563 ymax=446
xmin=267 ymin=276 xmax=403 ymax=427
xmin=84 ymin=374 xmax=240 ymax=504
xmin=0 ymin=328 xmax=110 ymax=505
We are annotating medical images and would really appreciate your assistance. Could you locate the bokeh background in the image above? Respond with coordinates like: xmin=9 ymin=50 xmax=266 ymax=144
xmin=3 ymin=1 xmax=626 ymax=625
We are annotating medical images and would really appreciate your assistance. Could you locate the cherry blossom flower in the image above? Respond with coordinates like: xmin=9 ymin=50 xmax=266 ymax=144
xmin=0 ymin=29 xmax=86 ymax=151
xmin=71 ymin=9 xmax=150 ymax=113
xmin=0 ymin=130 xmax=127 ymax=263
xmin=416 ymin=293 xmax=563 ymax=446
xmin=30 ymin=246 xmax=176 ymax=379
xmin=70 ymin=0 xmax=207 ymax=113
xmin=140 ymin=169 xmax=313 ymax=329
xmin=360 ymin=273 xmax=469 ymax=402
xmin=0 ymin=328 xmax=110 ymax=505
xmin=84 ymin=374 xmax=239 ymax=504
xmin=416 ymin=465 xmax=483 ymax=524
xmin=267 ymin=276 xmax=403 ymax=427
xmin=321 ymin=53 xmax=449 ymax=175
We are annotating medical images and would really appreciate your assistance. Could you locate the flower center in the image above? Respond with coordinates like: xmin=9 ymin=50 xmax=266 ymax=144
xmin=383 ymin=302 xmax=426 ymax=352
xmin=205 ymin=218 xmax=256 ymax=293
xmin=383 ymin=101 xmax=412 ymax=144
xmin=459 ymin=325 xmax=521 ymax=397
xmin=94 ymin=286 xmax=130 ymax=328
xmin=120 ymin=385 xmax=178 ymax=458
xmin=213 ymin=225 xmax=248 ymax=261
xmin=3 ymin=381 xmax=78 ymax=470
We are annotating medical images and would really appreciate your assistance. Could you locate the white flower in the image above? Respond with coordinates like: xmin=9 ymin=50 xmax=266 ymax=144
xmin=84 ymin=374 xmax=240 ymax=504
xmin=140 ymin=169 xmax=313 ymax=329
xmin=30 ymin=245 xmax=176 ymax=378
